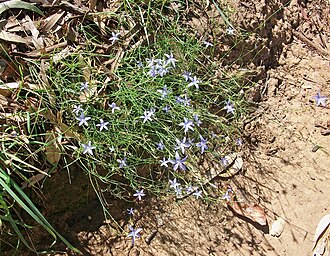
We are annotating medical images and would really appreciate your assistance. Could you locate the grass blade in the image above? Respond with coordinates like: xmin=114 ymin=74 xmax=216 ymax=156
xmin=0 ymin=0 xmax=44 ymax=16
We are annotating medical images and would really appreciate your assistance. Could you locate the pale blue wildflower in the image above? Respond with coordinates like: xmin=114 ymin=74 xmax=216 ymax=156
xmin=81 ymin=141 xmax=96 ymax=155
xmin=96 ymin=119 xmax=109 ymax=131
xmin=108 ymin=102 xmax=120 ymax=113
xmin=182 ymin=71 xmax=192 ymax=82
xmin=160 ymin=157 xmax=171 ymax=168
xmin=148 ymin=66 xmax=157 ymax=77
xmin=203 ymin=41 xmax=213 ymax=47
xmin=163 ymin=105 xmax=171 ymax=113
xmin=186 ymin=184 xmax=194 ymax=193
xmin=193 ymin=114 xmax=202 ymax=127
xmin=224 ymin=100 xmax=235 ymax=114
xmin=127 ymin=208 xmax=134 ymax=215
xmin=226 ymin=27 xmax=235 ymax=35
xmin=165 ymin=53 xmax=177 ymax=67
xmin=117 ymin=158 xmax=127 ymax=168
xmin=193 ymin=189 xmax=202 ymax=199
xmin=76 ymin=113 xmax=91 ymax=126
xmin=176 ymin=96 xmax=185 ymax=104
xmin=127 ymin=226 xmax=142 ymax=245
xmin=80 ymin=82 xmax=89 ymax=91
xmin=133 ymin=189 xmax=145 ymax=201
xmin=196 ymin=135 xmax=208 ymax=154
xmin=187 ymin=137 xmax=195 ymax=146
xmin=221 ymin=156 xmax=229 ymax=166
xmin=73 ymin=104 xmax=83 ymax=115
xmin=174 ymin=186 xmax=182 ymax=196
xmin=237 ymin=138 xmax=243 ymax=146
xmin=182 ymin=95 xmax=191 ymax=106
xmin=179 ymin=117 xmax=194 ymax=133
xmin=222 ymin=187 xmax=233 ymax=201
xmin=157 ymin=65 xmax=169 ymax=77
xmin=140 ymin=109 xmax=155 ymax=123
xmin=175 ymin=137 xmax=190 ymax=154
xmin=169 ymin=178 xmax=180 ymax=189
xmin=136 ymin=61 xmax=143 ymax=68
xmin=172 ymin=152 xmax=187 ymax=171
xmin=313 ymin=92 xmax=327 ymax=107
xmin=109 ymin=32 xmax=120 ymax=44
xmin=156 ymin=141 xmax=165 ymax=150
xmin=188 ymin=76 xmax=200 ymax=89
xmin=157 ymin=85 xmax=171 ymax=99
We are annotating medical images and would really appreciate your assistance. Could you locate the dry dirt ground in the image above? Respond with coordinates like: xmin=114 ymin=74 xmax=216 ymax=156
xmin=9 ymin=0 xmax=327 ymax=255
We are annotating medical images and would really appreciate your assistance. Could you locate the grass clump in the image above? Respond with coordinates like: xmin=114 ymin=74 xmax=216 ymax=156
xmin=0 ymin=0 xmax=252 ymax=252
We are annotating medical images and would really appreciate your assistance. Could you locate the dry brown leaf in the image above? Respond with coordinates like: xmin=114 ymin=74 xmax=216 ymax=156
xmin=41 ymin=11 xmax=65 ymax=33
xmin=229 ymin=201 xmax=268 ymax=226
xmin=0 ymin=82 xmax=20 ymax=97
xmin=23 ymin=15 xmax=43 ymax=49
xmin=45 ymin=128 xmax=61 ymax=165
xmin=21 ymin=173 xmax=47 ymax=189
xmin=0 ymin=31 xmax=32 ymax=44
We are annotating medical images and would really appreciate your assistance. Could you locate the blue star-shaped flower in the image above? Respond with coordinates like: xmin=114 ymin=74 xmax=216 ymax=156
xmin=196 ymin=135 xmax=208 ymax=154
xmin=188 ymin=76 xmax=200 ymax=89
xmin=81 ymin=141 xmax=96 ymax=155
xmin=163 ymin=105 xmax=171 ymax=113
xmin=80 ymin=82 xmax=89 ymax=91
xmin=127 ymin=226 xmax=142 ymax=245
xmin=127 ymin=208 xmax=134 ymax=215
xmin=179 ymin=117 xmax=194 ymax=134
xmin=169 ymin=178 xmax=181 ymax=189
xmin=117 ymin=158 xmax=127 ymax=168
xmin=193 ymin=114 xmax=202 ymax=127
xmin=133 ymin=189 xmax=145 ymax=201
xmin=109 ymin=32 xmax=120 ymax=44
xmin=160 ymin=157 xmax=171 ymax=168
xmin=96 ymin=119 xmax=109 ymax=131
xmin=140 ymin=109 xmax=155 ymax=123
xmin=73 ymin=104 xmax=83 ymax=115
xmin=108 ymin=102 xmax=120 ymax=113
xmin=172 ymin=152 xmax=187 ymax=171
xmin=193 ymin=189 xmax=202 ymax=199
xmin=313 ymin=92 xmax=327 ymax=107
xmin=76 ymin=113 xmax=91 ymax=126
xmin=165 ymin=53 xmax=177 ymax=67
xmin=175 ymin=137 xmax=190 ymax=154
xmin=224 ymin=100 xmax=235 ymax=114
xmin=157 ymin=85 xmax=171 ymax=99
xmin=203 ymin=41 xmax=213 ymax=47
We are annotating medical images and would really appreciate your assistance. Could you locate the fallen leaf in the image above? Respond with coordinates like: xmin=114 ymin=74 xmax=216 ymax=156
xmin=229 ymin=201 xmax=268 ymax=226
xmin=313 ymin=214 xmax=330 ymax=255
xmin=0 ymin=31 xmax=32 ymax=44
xmin=44 ymin=128 xmax=62 ymax=165
xmin=21 ymin=173 xmax=47 ymax=189
xmin=23 ymin=15 xmax=43 ymax=49
xmin=0 ymin=82 xmax=20 ymax=97
xmin=41 ymin=11 xmax=65 ymax=33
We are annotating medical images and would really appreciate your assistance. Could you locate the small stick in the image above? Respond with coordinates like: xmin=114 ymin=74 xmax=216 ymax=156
xmin=292 ymin=31 xmax=329 ymax=57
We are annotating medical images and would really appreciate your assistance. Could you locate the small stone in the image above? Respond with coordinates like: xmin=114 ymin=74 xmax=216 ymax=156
xmin=270 ymin=217 xmax=285 ymax=237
